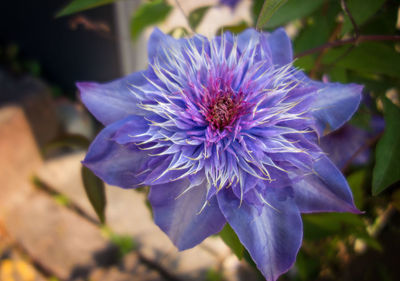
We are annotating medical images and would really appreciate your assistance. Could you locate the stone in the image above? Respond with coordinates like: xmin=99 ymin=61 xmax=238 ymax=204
xmin=37 ymin=152 xmax=232 ymax=280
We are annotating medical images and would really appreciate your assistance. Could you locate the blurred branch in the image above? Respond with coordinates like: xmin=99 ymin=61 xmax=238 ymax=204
xmin=295 ymin=35 xmax=400 ymax=58
xmin=341 ymin=0 xmax=359 ymax=38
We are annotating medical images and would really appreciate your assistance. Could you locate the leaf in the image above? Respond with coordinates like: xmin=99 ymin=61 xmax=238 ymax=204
xmin=303 ymin=213 xmax=365 ymax=240
xmin=322 ymin=42 xmax=400 ymax=78
xmin=347 ymin=169 xmax=366 ymax=209
xmin=130 ymin=0 xmax=172 ymax=40
xmin=43 ymin=134 xmax=91 ymax=156
xmin=56 ymin=0 xmax=119 ymax=17
xmin=216 ymin=21 xmax=249 ymax=35
xmin=81 ymin=165 xmax=107 ymax=223
xmin=219 ymin=224 xmax=244 ymax=259
xmin=262 ymin=0 xmax=326 ymax=29
xmin=341 ymin=0 xmax=386 ymax=35
xmin=188 ymin=6 xmax=211 ymax=31
xmin=256 ymin=0 xmax=288 ymax=29
xmin=372 ymin=98 xmax=400 ymax=195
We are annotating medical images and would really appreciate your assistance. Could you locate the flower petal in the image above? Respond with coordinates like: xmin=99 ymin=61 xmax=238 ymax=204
xmin=82 ymin=117 xmax=150 ymax=188
xmin=320 ymin=124 xmax=369 ymax=169
xmin=266 ymin=28 xmax=293 ymax=67
xmin=77 ymin=71 xmax=148 ymax=125
xmin=296 ymin=74 xmax=363 ymax=134
xmin=149 ymin=177 xmax=226 ymax=250
xmin=217 ymin=187 xmax=302 ymax=281
xmin=292 ymin=156 xmax=361 ymax=213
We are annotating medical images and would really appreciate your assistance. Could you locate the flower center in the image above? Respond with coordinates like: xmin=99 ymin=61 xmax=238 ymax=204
xmin=204 ymin=90 xmax=247 ymax=131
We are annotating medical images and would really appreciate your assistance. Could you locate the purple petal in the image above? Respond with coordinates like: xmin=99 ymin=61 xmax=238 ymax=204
xmin=217 ymin=187 xmax=302 ymax=281
xmin=149 ymin=178 xmax=226 ymax=250
xmin=299 ymin=76 xmax=363 ymax=134
xmin=266 ymin=28 xmax=293 ymax=67
xmin=320 ymin=124 xmax=369 ymax=169
xmin=82 ymin=117 xmax=150 ymax=188
xmin=77 ymin=71 xmax=148 ymax=125
xmin=292 ymin=156 xmax=361 ymax=213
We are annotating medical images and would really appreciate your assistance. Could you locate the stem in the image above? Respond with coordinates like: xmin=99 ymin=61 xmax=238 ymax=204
xmin=341 ymin=0 xmax=359 ymax=37
xmin=295 ymin=35 xmax=400 ymax=58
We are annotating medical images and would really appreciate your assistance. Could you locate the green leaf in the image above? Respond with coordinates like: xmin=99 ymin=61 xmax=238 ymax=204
xmin=56 ymin=0 xmax=118 ymax=17
xmin=322 ymin=42 xmax=400 ymax=78
xmin=43 ymin=134 xmax=90 ymax=156
xmin=81 ymin=165 xmax=107 ymax=224
xmin=256 ymin=0 xmax=288 ymax=29
xmin=372 ymin=98 xmax=400 ymax=195
xmin=263 ymin=0 xmax=326 ymax=29
xmin=341 ymin=0 xmax=386 ymax=35
xmin=130 ymin=0 xmax=172 ymax=41
xmin=219 ymin=224 xmax=244 ymax=259
xmin=216 ymin=21 xmax=249 ymax=35
xmin=188 ymin=6 xmax=211 ymax=31
xmin=347 ymin=169 xmax=366 ymax=209
xmin=303 ymin=213 xmax=364 ymax=240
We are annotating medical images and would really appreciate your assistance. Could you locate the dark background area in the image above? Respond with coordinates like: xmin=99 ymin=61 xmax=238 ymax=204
xmin=0 ymin=0 xmax=121 ymax=95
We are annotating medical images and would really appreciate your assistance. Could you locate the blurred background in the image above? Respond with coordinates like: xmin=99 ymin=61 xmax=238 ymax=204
xmin=1 ymin=0 xmax=400 ymax=281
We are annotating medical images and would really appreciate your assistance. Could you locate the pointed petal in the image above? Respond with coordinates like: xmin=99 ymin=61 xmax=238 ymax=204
xmin=292 ymin=156 xmax=361 ymax=213
xmin=266 ymin=28 xmax=293 ymax=67
xmin=149 ymin=177 xmax=226 ymax=250
xmin=313 ymin=83 xmax=363 ymax=133
xmin=77 ymin=71 xmax=148 ymax=125
xmin=217 ymin=187 xmax=302 ymax=281
xmin=82 ymin=117 xmax=150 ymax=188
xmin=295 ymin=72 xmax=363 ymax=134
xmin=320 ymin=124 xmax=369 ymax=169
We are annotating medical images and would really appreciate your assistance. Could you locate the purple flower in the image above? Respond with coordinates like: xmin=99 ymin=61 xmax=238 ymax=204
xmin=78 ymin=28 xmax=362 ymax=281
xmin=220 ymin=0 xmax=241 ymax=9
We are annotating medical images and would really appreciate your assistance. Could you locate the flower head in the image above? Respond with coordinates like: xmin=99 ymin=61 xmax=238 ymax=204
xmin=78 ymin=28 xmax=362 ymax=281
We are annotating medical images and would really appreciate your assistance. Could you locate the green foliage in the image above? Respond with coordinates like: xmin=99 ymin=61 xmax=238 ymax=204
xmin=348 ymin=169 xmax=366 ymax=209
xmin=341 ymin=0 xmax=386 ymax=35
xmin=56 ymin=0 xmax=119 ymax=17
xmin=261 ymin=0 xmax=326 ymax=29
xmin=101 ymin=226 xmax=137 ymax=257
xmin=81 ymin=166 xmax=107 ymax=224
xmin=256 ymin=0 xmax=288 ymax=29
xmin=216 ymin=21 xmax=249 ymax=35
xmin=322 ymin=42 xmax=400 ymax=78
xmin=205 ymin=269 xmax=224 ymax=281
xmin=219 ymin=224 xmax=244 ymax=259
xmin=130 ymin=0 xmax=172 ymax=40
xmin=372 ymin=98 xmax=400 ymax=195
xmin=188 ymin=6 xmax=211 ymax=31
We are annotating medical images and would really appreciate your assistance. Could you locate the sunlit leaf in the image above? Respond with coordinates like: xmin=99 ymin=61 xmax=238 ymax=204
xmin=130 ymin=0 xmax=172 ymax=40
xmin=81 ymin=165 xmax=106 ymax=223
xmin=262 ymin=0 xmax=325 ymax=29
xmin=57 ymin=0 xmax=119 ymax=17
xmin=372 ymin=98 xmax=400 ymax=195
xmin=216 ymin=21 xmax=249 ymax=35
xmin=188 ymin=6 xmax=211 ymax=31
xmin=256 ymin=0 xmax=288 ymax=29
xmin=219 ymin=224 xmax=244 ymax=259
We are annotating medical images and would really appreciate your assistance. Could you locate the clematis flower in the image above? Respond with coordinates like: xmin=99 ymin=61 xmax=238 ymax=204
xmin=77 ymin=28 xmax=362 ymax=281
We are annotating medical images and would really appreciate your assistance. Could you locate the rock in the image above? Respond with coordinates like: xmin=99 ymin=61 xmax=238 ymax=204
xmin=37 ymin=152 xmax=232 ymax=280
